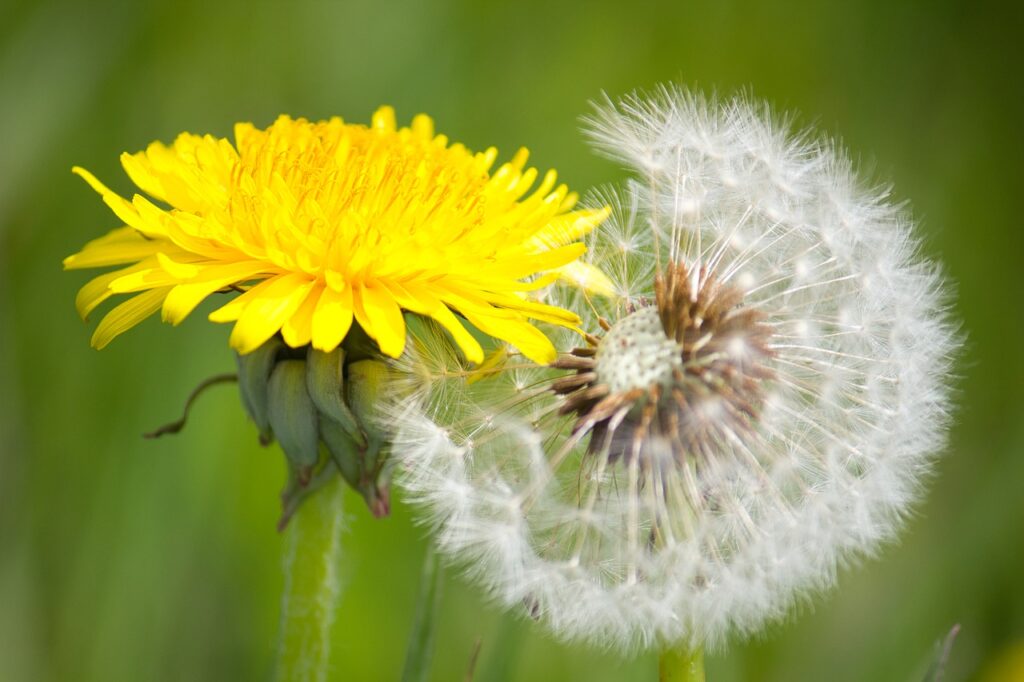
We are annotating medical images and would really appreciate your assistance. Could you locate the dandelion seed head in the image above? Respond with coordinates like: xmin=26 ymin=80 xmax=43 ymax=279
xmin=392 ymin=86 xmax=959 ymax=652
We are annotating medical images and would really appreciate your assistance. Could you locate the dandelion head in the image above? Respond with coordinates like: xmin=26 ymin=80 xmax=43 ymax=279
xmin=392 ymin=86 xmax=960 ymax=651
xmin=65 ymin=107 xmax=610 ymax=365
xmin=66 ymin=107 xmax=610 ymax=522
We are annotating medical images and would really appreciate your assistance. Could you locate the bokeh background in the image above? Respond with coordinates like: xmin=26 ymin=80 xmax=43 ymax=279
xmin=2 ymin=1 xmax=1021 ymax=680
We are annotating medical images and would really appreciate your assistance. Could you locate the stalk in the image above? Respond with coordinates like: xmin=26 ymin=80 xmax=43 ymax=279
xmin=658 ymin=646 xmax=705 ymax=682
xmin=274 ymin=478 xmax=346 ymax=682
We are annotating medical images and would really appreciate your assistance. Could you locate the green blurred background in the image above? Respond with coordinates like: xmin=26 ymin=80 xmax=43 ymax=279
xmin=2 ymin=0 xmax=1021 ymax=680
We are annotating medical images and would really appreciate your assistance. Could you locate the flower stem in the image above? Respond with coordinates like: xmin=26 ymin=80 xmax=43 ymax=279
xmin=400 ymin=549 xmax=442 ymax=682
xmin=275 ymin=477 xmax=346 ymax=682
xmin=658 ymin=646 xmax=705 ymax=682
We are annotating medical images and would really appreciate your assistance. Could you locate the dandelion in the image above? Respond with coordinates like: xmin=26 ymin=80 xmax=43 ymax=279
xmin=65 ymin=106 xmax=610 ymax=365
xmin=391 ymin=86 xmax=959 ymax=654
xmin=65 ymin=107 xmax=610 ymax=519
xmin=66 ymin=107 xmax=613 ymax=680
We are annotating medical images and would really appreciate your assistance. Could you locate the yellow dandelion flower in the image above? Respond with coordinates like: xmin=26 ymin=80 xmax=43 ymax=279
xmin=66 ymin=107 xmax=611 ymax=364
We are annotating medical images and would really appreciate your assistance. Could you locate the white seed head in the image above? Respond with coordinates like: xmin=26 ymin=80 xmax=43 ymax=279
xmin=389 ymin=86 xmax=960 ymax=653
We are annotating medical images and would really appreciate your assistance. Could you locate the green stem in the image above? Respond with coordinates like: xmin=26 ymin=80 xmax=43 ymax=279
xmin=275 ymin=478 xmax=346 ymax=682
xmin=658 ymin=646 xmax=705 ymax=682
xmin=400 ymin=550 xmax=442 ymax=682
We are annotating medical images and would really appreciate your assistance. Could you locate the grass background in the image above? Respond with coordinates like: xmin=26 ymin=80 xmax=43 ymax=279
xmin=1 ymin=0 xmax=1022 ymax=680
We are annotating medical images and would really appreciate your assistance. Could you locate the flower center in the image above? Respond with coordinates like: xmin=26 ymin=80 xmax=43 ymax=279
xmin=552 ymin=260 xmax=774 ymax=464
xmin=594 ymin=307 xmax=682 ymax=394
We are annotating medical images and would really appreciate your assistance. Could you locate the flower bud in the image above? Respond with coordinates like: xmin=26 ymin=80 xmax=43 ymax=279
xmin=235 ymin=336 xmax=394 ymax=526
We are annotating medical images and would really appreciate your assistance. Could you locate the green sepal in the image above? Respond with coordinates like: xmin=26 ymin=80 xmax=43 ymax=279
xmin=267 ymin=359 xmax=319 ymax=483
xmin=346 ymin=359 xmax=389 ymax=470
xmin=235 ymin=336 xmax=284 ymax=443
xmin=306 ymin=346 xmax=366 ymax=448
xmin=320 ymin=419 xmax=362 ymax=492
xmin=345 ymin=359 xmax=392 ymax=517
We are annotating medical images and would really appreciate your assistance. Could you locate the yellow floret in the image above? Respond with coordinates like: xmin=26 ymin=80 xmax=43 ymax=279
xmin=66 ymin=107 xmax=610 ymax=364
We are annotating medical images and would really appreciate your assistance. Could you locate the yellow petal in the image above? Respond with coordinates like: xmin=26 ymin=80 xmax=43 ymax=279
xmin=91 ymin=287 xmax=171 ymax=349
xmin=467 ymin=346 xmax=507 ymax=384
xmin=208 ymin=273 xmax=287 ymax=323
xmin=439 ymin=287 xmax=556 ymax=363
xmin=483 ymin=291 xmax=581 ymax=326
xmin=63 ymin=227 xmax=170 ymax=270
xmin=155 ymin=252 xmax=201 ymax=279
xmin=460 ymin=307 xmax=556 ymax=365
xmin=441 ymin=284 xmax=579 ymax=327
xmin=208 ymin=291 xmax=253 ymax=323
xmin=357 ymin=282 xmax=406 ymax=358
xmin=280 ymin=285 xmax=322 ymax=348
xmin=75 ymin=260 xmax=153 ymax=320
xmin=72 ymin=167 xmax=167 ymax=238
xmin=72 ymin=165 xmax=120 ymax=198
xmin=490 ymin=242 xmax=586 ymax=279
xmin=511 ymin=272 xmax=560 ymax=292
xmin=122 ymin=134 xmax=234 ymax=213
xmin=108 ymin=266 xmax=181 ymax=294
xmin=311 ymin=284 xmax=353 ymax=352
xmin=530 ymin=206 xmax=611 ymax=248
xmin=233 ymin=122 xmax=258 ymax=152
xmin=162 ymin=260 xmax=270 ymax=324
xmin=555 ymin=260 xmax=617 ymax=297
xmin=120 ymin=151 xmax=168 ymax=203
xmin=229 ymin=273 xmax=316 ymax=353
xmin=428 ymin=305 xmax=484 ymax=364
xmin=372 ymin=106 xmax=397 ymax=132
xmin=385 ymin=281 xmax=484 ymax=364
xmin=411 ymin=114 xmax=434 ymax=139
xmin=350 ymin=287 xmax=373 ymax=349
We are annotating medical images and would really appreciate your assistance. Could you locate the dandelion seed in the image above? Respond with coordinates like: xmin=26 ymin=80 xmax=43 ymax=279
xmin=391 ymin=87 xmax=959 ymax=651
